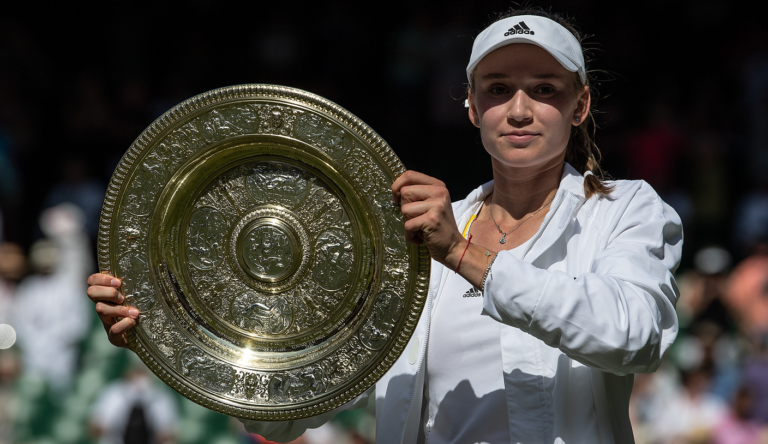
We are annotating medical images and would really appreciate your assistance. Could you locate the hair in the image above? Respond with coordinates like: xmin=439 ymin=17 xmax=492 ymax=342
xmin=468 ymin=6 xmax=614 ymax=199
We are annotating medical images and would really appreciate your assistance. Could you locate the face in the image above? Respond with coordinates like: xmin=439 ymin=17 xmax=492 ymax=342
xmin=468 ymin=43 xmax=589 ymax=171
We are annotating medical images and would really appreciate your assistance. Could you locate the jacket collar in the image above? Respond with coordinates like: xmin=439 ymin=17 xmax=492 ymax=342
xmin=454 ymin=162 xmax=587 ymax=262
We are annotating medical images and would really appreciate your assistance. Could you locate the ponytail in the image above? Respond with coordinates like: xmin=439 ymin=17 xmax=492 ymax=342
xmin=565 ymin=95 xmax=614 ymax=199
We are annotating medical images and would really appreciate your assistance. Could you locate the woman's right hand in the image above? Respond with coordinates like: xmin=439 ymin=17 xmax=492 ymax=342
xmin=86 ymin=273 xmax=139 ymax=349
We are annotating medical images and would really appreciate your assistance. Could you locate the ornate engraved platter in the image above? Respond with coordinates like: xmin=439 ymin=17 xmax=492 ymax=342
xmin=98 ymin=85 xmax=430 ymax=420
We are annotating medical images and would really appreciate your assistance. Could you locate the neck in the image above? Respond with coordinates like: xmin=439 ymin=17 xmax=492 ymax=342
xmin=489 ymin=158 xmax=564 ymax=219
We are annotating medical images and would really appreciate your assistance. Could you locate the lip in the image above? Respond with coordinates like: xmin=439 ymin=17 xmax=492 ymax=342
xmin=502 ymin=131 xmax=539 ymax=144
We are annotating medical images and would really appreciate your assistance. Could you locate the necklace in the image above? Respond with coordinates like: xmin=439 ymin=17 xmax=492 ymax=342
xmin=488 ymin=194 xmax=556 ymax=244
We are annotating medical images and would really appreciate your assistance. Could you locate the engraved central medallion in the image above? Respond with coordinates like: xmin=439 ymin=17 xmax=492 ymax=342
xmin=239 ymin=219 xmax=298 ymax=282
xmin=226 ymin=204 xmax=312 ymax=295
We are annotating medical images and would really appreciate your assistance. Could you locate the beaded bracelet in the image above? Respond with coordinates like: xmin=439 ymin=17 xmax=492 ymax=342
xmin=480 ymin=254 xmax=497 ymax=291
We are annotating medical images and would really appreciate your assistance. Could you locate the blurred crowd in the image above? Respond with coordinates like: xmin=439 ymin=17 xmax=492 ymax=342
xmin=1 ymin=1 xmax=768 ymax=443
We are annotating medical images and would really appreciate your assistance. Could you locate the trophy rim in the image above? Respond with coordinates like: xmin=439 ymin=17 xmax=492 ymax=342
xmin=97 ymin=84 xmax=430 ymax=421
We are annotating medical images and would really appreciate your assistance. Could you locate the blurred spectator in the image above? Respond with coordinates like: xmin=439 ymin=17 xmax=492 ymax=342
xmin=0 ymin=348 xmax=21 ymax=444
xmin=742 ymin=335 xmax=768 ymax=424
xmin=651 ymin=366 xmax=728 ymax=443
xmin=0 ymin=241 xmax=23 ymax=444
xmin=12 ymin=203 xmax=92 ymax=394
xmin=677 ymin=246 xmax=734 ymax=330
xmin=629 ymin=367 xmax=680 ymax=444
xmin=89 ymin=360 xmax=178 ymax=444
xmin=0 ymin=242 xmax=26 ymax=326
xmin=713 ymin=386 xmax=768 ymax=444
xmin=725 ymin=255 xmax=768 ymax=337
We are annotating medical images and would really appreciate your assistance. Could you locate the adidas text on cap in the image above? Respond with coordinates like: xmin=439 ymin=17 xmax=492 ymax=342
xmin=466 ymin=15 xmax=586 ymax=84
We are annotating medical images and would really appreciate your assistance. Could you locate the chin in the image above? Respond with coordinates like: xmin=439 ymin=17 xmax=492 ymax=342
xmin=490 ymin=151 xmax=564 ymax=170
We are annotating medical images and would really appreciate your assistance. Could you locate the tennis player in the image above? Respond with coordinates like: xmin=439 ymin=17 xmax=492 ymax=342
xmin=87 ymin=8 xmax=683 ymax=444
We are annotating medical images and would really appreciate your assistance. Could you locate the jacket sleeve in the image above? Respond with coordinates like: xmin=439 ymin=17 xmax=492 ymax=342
xmin=481 ymin=182 xmax=683 ymax=375
xmin=239 ymin=388 xmax=372 ymax=442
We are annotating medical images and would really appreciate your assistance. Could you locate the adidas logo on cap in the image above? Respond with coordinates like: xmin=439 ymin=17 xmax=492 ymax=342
xmin=504 ymin=21 xmax=534 ymax=36
xmin=462 ymin=286 xmax=482 ymax=298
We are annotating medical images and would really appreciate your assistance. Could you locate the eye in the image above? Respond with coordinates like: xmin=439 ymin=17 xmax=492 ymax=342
xmin=535 ymin=85 xmax=556 ymax=95
xmin=488 ymin=85 xmax=509 ymax=95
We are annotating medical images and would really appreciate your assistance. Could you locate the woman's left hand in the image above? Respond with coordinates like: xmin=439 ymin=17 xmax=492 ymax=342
xmin=391 ymin=170 xmax=466 ymax=267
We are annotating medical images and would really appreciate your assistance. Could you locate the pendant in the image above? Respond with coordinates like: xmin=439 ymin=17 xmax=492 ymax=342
xmin=499 ymin=234 xmax=507 ymax=244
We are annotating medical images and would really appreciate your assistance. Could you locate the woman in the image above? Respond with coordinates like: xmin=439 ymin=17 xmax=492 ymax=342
xmin=86 ymin=8 xmax=683 ymax=444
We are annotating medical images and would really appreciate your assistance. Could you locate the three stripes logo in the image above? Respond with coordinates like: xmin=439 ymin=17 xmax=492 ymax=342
xmin=504 ymin=21 xmax=535 ymax=36
xmin=463 ymin=286 xmax=482 ymax=298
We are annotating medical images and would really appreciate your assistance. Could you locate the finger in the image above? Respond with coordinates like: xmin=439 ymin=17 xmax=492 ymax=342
xmin=391 ymin=171 xmax=445 ymax=204
xmin=95 ymin=302 xmax=139 ymax=321
xmin=403 ymin=211 xmax=445 ymax=245
xmin=108 ymin=317 xmax=137 ymax=348
xmin=400 ymin=200 xmax=434 ymax=221
xmin=109 ymin=316 xmax=137 ymax=336
xmin=399 ymin=185 xmax=450 ymax=206
xmin=87 ymin=285 xmax=125 ymax=304
xmin=87 ymin=273 xmax=122 ymax=288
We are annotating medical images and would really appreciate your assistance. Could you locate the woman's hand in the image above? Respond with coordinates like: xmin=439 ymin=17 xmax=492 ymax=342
xmin=391 ymin=170 xmax=466 ymax=268
xmin=86 ymin=273 xmax=138 ymax=349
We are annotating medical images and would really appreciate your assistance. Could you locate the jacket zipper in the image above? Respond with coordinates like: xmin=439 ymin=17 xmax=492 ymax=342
xmin=400 ymin=274 xmax=436 ymax=444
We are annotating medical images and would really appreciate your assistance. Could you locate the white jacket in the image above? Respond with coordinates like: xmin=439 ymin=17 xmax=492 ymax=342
xmin=244 ymin=163 xmax=683 ymax=444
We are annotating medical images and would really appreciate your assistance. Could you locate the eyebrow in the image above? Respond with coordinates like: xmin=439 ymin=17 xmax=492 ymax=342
xmin=480 ymin=72 xmax=563 ymax=80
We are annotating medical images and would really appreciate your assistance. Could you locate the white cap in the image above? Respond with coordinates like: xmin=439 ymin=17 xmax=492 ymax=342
xmin=466 ymin=15 xmax=586 ymax=83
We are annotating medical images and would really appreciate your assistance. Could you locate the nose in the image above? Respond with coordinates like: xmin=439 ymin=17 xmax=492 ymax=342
xmin=506 ymin=90 xmax=533 ymax=123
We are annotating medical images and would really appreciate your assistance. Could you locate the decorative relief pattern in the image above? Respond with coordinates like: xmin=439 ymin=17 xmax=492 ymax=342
xmin=319 ymin=336 xmax=372 ymax=388
xmin=268 ymin=366 xmax=326 ymax=403
xmin=187 ymin=207 xmax=227 ymax=270
xmin=177 ymin=347 xmax=236 ymax=393
xmin=139 ymin=309 xmax=185 ymax=360
xmin=231 ymin=370 xmax=270 ymax=402
xmin=256 ymin=105 xmax=302 ymax=136
xmin=246 ymin=163 xmax=309 ymax=208
xmin=373 ymin=191 xmax=408 ymax=255
xmin=200 ymin=105 xmax=260 ymax=138
xmin=360 ymin=291 xmax=403 ymax=350
xmin=125 ymin=165 xmax=165 ymax=216
xmin=241 ymin=225 xmax=295 ymax=280
xmin=230 ymin=291 xmax=293 ymax=335
xmin=295 ymin=113 xmax=355 ymax=159
xmin=342 ymin=147 xmax=391 ymax=198
xmin=312 ymin=228 xmax=355 ymax=291
xmin=118 ymin=253 xmax=155 ymax=312
xmin=296 ymin=184 xmax=347 ymax=234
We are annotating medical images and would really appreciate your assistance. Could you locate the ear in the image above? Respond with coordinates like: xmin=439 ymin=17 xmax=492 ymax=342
xmin=467 ymin=93 xmax=481 ymax=128
xmin=573 ymin=85 xmax=591 ymax=126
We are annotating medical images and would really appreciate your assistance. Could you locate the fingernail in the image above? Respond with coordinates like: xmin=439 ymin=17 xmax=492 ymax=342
xmin=129 ymin=309 xmax=138 ymax=318
xmin=111 ymin=279 xmax=120 ymax=287
xmin=118 ymin=294 xmax=124 ymax=304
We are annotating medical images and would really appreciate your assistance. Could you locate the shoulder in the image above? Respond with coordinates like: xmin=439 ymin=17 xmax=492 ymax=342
xmin=593 ymin=179 xmax=683 ymax=255
xmin=595 ymin=179 xmax=676 ymax=221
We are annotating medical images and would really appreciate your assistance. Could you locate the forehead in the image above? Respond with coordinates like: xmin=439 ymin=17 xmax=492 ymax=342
xmin=473 ymin=43 xmax=570 ymax=80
